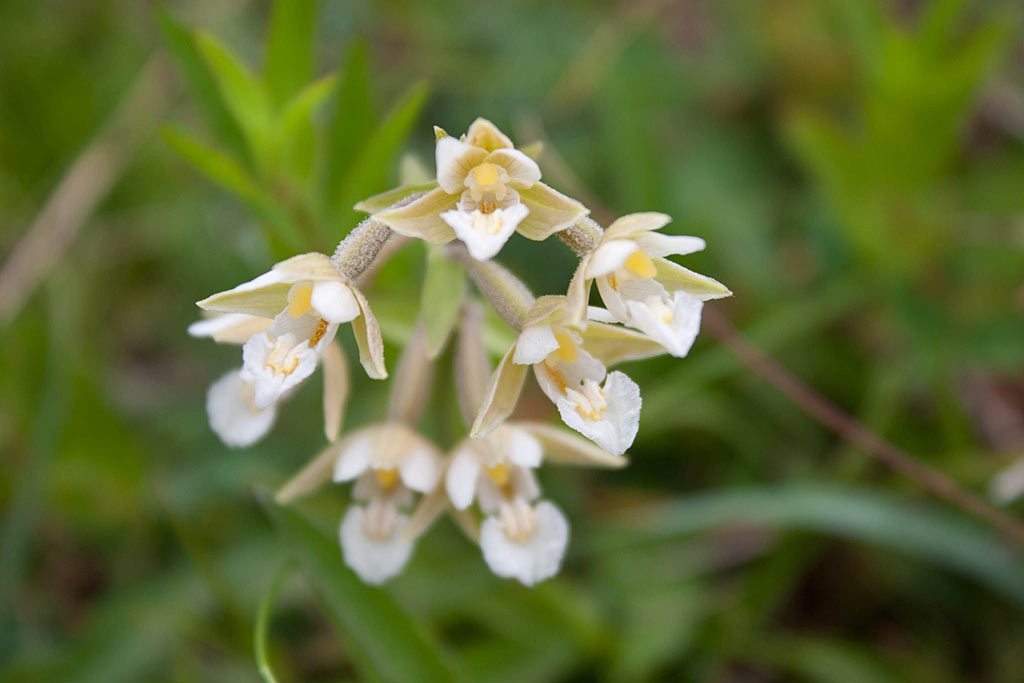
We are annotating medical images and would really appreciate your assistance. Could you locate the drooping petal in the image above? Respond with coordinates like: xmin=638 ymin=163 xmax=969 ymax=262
xmin=436 ymin=136 xmax=489 ymax=193
xmin=197 ymin=277 xmax=292 ymax=318
xmin=206 ymin=369 xmax=277 ymax=448
xmin=585 ymin=240 xmax=638 ymax=279
xmin=624 ymin=290 xmax=704 ymax=358
xmin=633 ymin=232 xmax=706 ymax=258
xmin=471 ymin=343 xmax=529 ymax=438
xmin=241 ymin=312 xmax=335 ymax=409
xmin=486 ymin=148 xmax=541 ymax=188
xmin=311 ymin=280 xmax=360 ymax=324
xmin=354 ymin=181 xmax=439 ymax=213
xmin=446 ymin=446 xmax=482 ymax=510
xmin=373 ymin=187 xmax=459 ymax=244
xmin=349 ymin=286 xmax=388 ymax=380
xmin=500 ymin=426 xmax=543 ymax=468
xmin=333 ymin=431 xmax=373 ymax=482
xmin=464 ymin=117 xmax=514 ymax=151
xmin=339 ymin=505 xmax=414 ymax=585
xmin=479 ymin=501 xmax=569 ymax=586
xmin=322 ymin=341 xmax=349 ymax=442
xmin=441 ymin=203 xmax=527 ymax=261
xmin=578 ymin=320 xmax=666 ymax=366
xmin=188 ymin=313 xmax=272 ymax=344
xmin=603 ymin=212 xmax=671 ymax=241
xmin=533 ymin=350 xmax=607 ymax=407
xmin=398 ymin=445 xmax=441 ymax=493
xmin=516 ymin=182 xmax=588 ymax=241
xmin=654 ymin=259 xmax=732 ymax=300
xmin=512 ymin=322 xmax=559 ymax=365
xmin=555 ymin=371 xmax=640 ymax=456
xmin=564 ymin=257 xmax=593 ymax=327
xmin=511 ymin=421 xmax=627 ymax=468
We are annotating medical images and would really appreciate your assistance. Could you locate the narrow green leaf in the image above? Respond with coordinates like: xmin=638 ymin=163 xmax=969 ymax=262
xmin=322 ymin=40 xmax=374 ymax=204
xmin=264 ymin=0 xmax=318 ymax=107
xmin=161 ymin=126 xmax=262 ymax=204
xmin=332 ymin=80 xmax=430 ymax=227
xmin=261 ymin=495 xmax=453 ymax=683
xmin=421 ymin=246 xmax=465 ymax=358
xmin=156 ymin=8 xmax=252 ymax=167
xmin=593 ymin=484 xmax=1024 ymax=609
xmin=254 ymin=561 xmax=294 ymax=683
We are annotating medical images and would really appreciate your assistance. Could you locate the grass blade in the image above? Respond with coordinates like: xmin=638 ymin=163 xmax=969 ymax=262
xmin=264 ymin=0 xmax=318 ymax=108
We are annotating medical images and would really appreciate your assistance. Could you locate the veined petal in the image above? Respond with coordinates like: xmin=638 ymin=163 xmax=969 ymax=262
xmin=603 ymin=212 xmax=672 ymax=240
xmin=633 ymin=232 xmax=706 ymax=258
xmin=441 ymin=204 xmax=527 ymax=261
xmin=486 ymin=148 xmax=541 ymax=188
xmin=340 ymin=505 xmax=413 ymax=585
xmin=464 ymin=117 xmax=514 ymax=151
xmin=511 ymin=421 xmax=627 ymax=468
xmin=373 ymin=187 xmax=459 ymax=244
xmin=311 ymin=280 xmax=360 ymax=324
xmin=654 ymin=259 xmax=732 ymax=300
xmin=436 ymin=136 xmax=488 ymax=194
xmin=354 ymin=181 xmax=439 ymax=213
xmin=322 ymin=341 xmax=349 ymax=442
xmin=512 ymin=322 xmax=559 ymax=365
xmin=446 ymin=446 xmax=482 ymax=510
xmin=206 ymin=370 xmax=277 ymax=448
xmin=333 ymin=431 xmax=373 ymax=482
xmin=471 ymin=343 xmax=529 ymax=438
xmin=585 ymin=239 xmax=638 ymax=279
xmin=188 ymin=313 xmax=271 ymax=344
xmin=350 ymin=286 xmax=388 ymax=380
xmin=579 ymin=320 xmax=666 ymax=365
xmin=480 ymin=501 xmax=569 ymax=586
xmin=564 ymin=257 xmax=593 ymax=327
xmin=516 ymin=183 xmax=588 ymax=241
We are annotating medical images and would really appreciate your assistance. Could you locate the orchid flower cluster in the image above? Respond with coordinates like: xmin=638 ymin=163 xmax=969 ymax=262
xmin=190 ymin=119 xmax=731 ymax=586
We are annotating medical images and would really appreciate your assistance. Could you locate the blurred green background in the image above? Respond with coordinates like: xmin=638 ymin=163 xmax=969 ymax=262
xmin=3 ymin=0 xmax=1024 ymax=681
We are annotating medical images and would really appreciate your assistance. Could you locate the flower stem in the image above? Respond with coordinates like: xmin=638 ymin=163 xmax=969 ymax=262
xmin=445 ymin=246 xmax=535 ymax=330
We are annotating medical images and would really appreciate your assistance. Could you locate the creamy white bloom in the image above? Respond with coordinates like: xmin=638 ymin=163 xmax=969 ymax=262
xmin=479 ymin=500 xmax=569 ymax=587
xmin=242 ymin=309 xmax=338 ymax=409
xmin=368 ymin=118 xmax=587 ymax=260
xmin=446 ymin=425 xmax=543 ymax=511
xmin=205 ymin=369 xmax=277 ymax=447
xmin=340 ymin=497 xmax=414 ymax=585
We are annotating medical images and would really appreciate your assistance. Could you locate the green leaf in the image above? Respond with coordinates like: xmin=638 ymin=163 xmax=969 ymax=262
xmin=322 ymin=40 xmax=374 ymax=205
xmin=261 ymin=495 xmax=454 ymax=683
xmin=593 ymin=484 xmax=1024 ymax=609
xmin=161 ymin=126 xmax=262 ymax=205
xmin=332 ymin=80 xmax=430 ymax=227
xmin=264 ymin=0 xmax=318 ymax=108
xmin=421 ymin=245 xmax=465 ymax=358
xmin=276 ymin=73 xmax=338 ymax=178
xmin=156 ymin=8 xmax=252 ymax=167
xmin=254 ymin=561 xmax=294 ymax=683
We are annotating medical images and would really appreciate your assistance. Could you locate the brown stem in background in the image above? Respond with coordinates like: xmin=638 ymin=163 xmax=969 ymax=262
xmin=702 ymin=308 xmax=1024 ymax=548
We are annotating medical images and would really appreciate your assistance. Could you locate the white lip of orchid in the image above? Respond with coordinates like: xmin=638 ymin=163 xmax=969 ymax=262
xmin=242 ymin=310 xmax=337 ymax=410
xmin=447 ymin=427 xmax=543 ymax=511
xmin=362 ymin=495 xmax=402 ymax=541
xmin=498 ymin=498 xmax=538 ymax=544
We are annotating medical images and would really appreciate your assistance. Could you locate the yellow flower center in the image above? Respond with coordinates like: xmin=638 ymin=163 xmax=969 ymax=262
xmin=485 ymin=463 xmax=510 ymax=486
xmin=375 ymin=468 xmax=399 ymax=489
xmin=624 ymin=250 xmax=657 ymax=278
xmin=308 ymin=319 xmax=329 ymax=347
xmin=472 ymin=162 xmax=501 ymax=187
xmin=287 ymin=284 xmax=313 ymax=317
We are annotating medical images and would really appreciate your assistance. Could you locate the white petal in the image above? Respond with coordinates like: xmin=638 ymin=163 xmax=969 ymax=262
xmin=311 ymin=280 xmax=360 ymax=324
xmin=991 ymin=459 xmax=1024 ymax=504
xmin=441 ymin=204 xmax=527 ymax=261
xmin=240 ymin=312 xmax=335 ymax=409
xmin=533 ymin=350 xmax=607 ymax=407
xmin=436 ymin=136 xmax=487 ymax=194
xmin=479 ymin=501 xmax=569 ymax=586
xmin=633 ymin=232 xmax=706 ymax=258
xmin=333 ymin=432 xmax=373 ymax=482
xmin=398 ymin=445 xmax=441 ymax=493
xmin=555 ymin=371 xmax=640 ymax=456
xmin=486 ymin=148 xmax=541 ymax=188
xmin=501 ymin=427 xmax=543 ymax=468
xmin=585 ymin=240 xmax=638 ymax=279
xmin=585 ymin=306 xmax=618 ymax=324
xmin=188 ymin=313 xmax=270 ymax=343
xmin=512 ymin=323 xmax=559 ymax=365
xmin=206 ymin=370 xmax=277 ymax=447
xmin=339 ymin=506 xmax=414 ymax=585
xmin=446 ymin=446 xmax=482 ymax=510
xmin=595 ymin=275 xmax=629 ymax=323
xmin=624 ymin=291 xmax=703 ymax=358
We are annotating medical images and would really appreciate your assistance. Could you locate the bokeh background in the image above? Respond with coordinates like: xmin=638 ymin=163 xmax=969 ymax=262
xmin=3 ymin=0 xmax=1024 ymax=681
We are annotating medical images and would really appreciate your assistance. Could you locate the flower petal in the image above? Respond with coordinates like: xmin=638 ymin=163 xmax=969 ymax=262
xmin=206 ymin=369 xmax=277 ymax=448
xmin=479 ymin=501 xmax=569 ymax=586
xmin=339 ymin=505 xmax=414 ymax=585
xmin=322 ymin=341 xmax=349 ymax=442
xmin=512 ymin=322 xmax=559 ymax=365
xmin=188 ymin=313 xmax=271 ymax=344
xmin=486 ymin=148 xmax=541 ymax=188
xmin=654 ymin=259 xmax=732 ymax=300
xmin=333 ymin=431 xmax=373 ymax=482
xmin=373 ymin=187 xmax=459 ymax=244
xmin=633 ymin=232 xmax=706 ymax=258
xmin=197 ymin=277 xmax=292 ymax=318
xmin=555 ymin=371 xmax=640 ymax=456
xmin=354 ymin=181 xmax=439 ymax=213
xmin=511 ymin=421 xmax=627 ymax=468
xmin=272 ymin=252 xmax=341 ymax=282
xmin=603 ymin=212 xmax=672 ymax=240
xmin=311 ymin=280 xmax=360 ymax=324
xmin=564 ymin=257 xmax=593 ymax=327
xmin=349 ymin=286 xmax=388 ymax=380
xmin=585 ymin=239 xmax=638 ymax=279
xmin=500 ymin=426 xmax=543 ymax=468
xmin=403 ymin=482 xmax=448 ymax=542
xmin=436 ymin=136 xmax=489 ymax=193
xmin=441 ymin=204 xmax=526 ymax=261
xmin=464 ymin=117 xmax=514 ymax=151
xmin=624 ymin=290 xmax=703 ymax=358
xmin=471 ymin=343 xmax=529 ymax=438
xmin=579 ymin=320 xmax=666 ymax=366
xmin=398 ymin=444 xmax=441 ymax=493
xmin=516 ymin=182 xmax=588 ymax=241
xmin=446 ymin=446 xmax=482 ymax=510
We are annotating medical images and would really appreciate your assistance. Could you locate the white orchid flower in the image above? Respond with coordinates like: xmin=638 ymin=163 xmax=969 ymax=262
xmin=196 ymin=252 xmax=385 ymax=411
xmin=203 ymin=368 xmax=278 ymax=448
xmin=362 ymin=118 xmax=587 ymax=261
xmin=566 ymin=213 xmax=731 ymax=357
xmin=331 ymin=423 xmax=442 ymax=584
xmin=472 ymin=296 xmax=664 ymax=455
